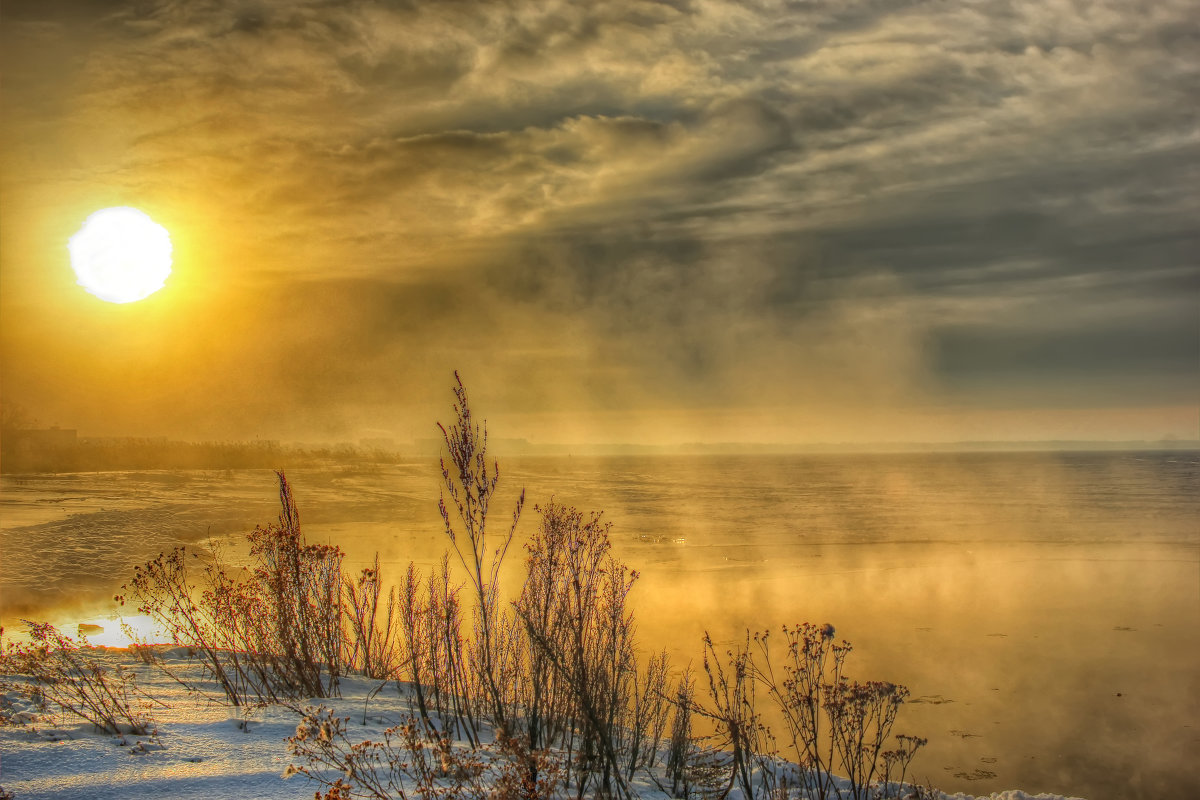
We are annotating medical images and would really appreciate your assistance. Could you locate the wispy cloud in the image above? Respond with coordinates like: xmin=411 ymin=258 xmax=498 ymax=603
xmin=2 ymin=0 xmax=1196 ymax=442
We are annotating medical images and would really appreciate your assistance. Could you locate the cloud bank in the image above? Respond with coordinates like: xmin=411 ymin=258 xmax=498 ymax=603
xmin=2 ymin=0 xmax=1196 ymax=443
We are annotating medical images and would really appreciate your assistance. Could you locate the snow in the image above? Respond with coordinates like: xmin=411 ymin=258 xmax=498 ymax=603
xmin=0 ymin=646 xmax=1088 ymax=800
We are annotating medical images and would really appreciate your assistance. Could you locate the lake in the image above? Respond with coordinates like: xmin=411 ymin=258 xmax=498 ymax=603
xmin=2 ymin=451 xmax=1197 ymax=800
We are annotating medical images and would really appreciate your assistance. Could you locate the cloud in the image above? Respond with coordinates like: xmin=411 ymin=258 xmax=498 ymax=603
xmin=1 ymin=0 xmax=1196 ymax=442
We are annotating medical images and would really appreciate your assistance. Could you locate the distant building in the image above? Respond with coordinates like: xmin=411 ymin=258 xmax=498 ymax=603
xmin=4 ymin=426 xmax=78 ymax=453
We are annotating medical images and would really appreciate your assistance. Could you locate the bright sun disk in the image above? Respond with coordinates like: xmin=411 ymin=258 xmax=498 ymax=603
xmin=68 ymin=207 xmax=173 ymax=303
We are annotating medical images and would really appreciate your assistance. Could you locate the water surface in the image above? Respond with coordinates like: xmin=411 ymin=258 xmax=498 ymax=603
xmin=3 ymin=452 xmax=1197 ymax=799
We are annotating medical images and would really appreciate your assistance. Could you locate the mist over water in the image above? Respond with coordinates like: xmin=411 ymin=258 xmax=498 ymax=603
xmin=3 ymin=452 xmax=1197 ymax=800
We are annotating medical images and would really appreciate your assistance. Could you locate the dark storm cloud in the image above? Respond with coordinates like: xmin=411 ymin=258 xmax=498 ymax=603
xmin=934 ymin=315 xmax=1198 ymax=382
xmin=2 ymin=0 xmax=1197 ymax=440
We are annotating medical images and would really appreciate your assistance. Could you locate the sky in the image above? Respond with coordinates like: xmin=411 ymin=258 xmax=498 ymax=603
xmin=1 ymin=0 xmax=1197 ymax=447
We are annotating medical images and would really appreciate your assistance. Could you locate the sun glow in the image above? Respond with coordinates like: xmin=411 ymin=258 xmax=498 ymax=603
xmin=67 ymin=207 xmax=173 ymax=303
xmin=75 ymin=614 xmax=169 ymax=648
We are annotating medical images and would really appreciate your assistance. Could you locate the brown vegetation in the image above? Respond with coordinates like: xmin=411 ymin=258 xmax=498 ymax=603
xmin=0 ymin=621 xmax=155 ymax=737
xmin=8 ymin=373 xmax=929 ymax=799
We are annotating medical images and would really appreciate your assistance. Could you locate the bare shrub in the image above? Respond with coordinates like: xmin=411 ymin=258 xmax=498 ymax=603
xmin=345 ymin=554 xmax=401 ymax=680
xmin=665 ymin=669 xmax=695 ymax=798
xmin=749 ymin=624 xmax=924 ymax=800
xmin=399 ymin=555 xmax=479 ymax=745
xmin=427 ymin=380 xmax=675 ymax=798
xmin=511 ymin=503 xmax=579 ymax=755
xmin=697 ymin=632 xmax=772 ymax=800
xmin=287 ymin=705 xmax=566 ymax=800
xmin=118 ymin=544 xmax=252 ymax=704
xmin=117 ymin=471 xmax=343 ymax=704
xmin=685 ymin=745 xmax=739 ymax=800
xmin=492 ymin=727 xmax=567 ymax=800
xmin=280 ymin=376 xmax=931 ymax=800
xmin=417 ymin=375 xmax=655 ymax=800
xmin=515 ymin=501 xmax=639 ymax=800
xmin=1 ymin=621 xmax=154 ymax=736
xmin=241 ymin=472 xmax=344 ymax=697
xmin=287 ymin=705 xmax=569 ymax=800
xmin=399 ymin=560 xmax=432 ymax=725
xmin=286 ymin=706 xmax=488 ymax=800
xmin=878 ymin=735 xmax=928 ymax=799
xmin=750 ymin=624 xmax=842 ymax=799
xmin=824 ymin=677 xmax=909 ymax=799
xmin=623 ymin=649 xmax=671 ymax=778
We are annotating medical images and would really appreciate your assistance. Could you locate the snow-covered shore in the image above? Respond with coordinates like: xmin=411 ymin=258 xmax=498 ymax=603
xmin=0 ymin=647 xmax=1085 ymax=800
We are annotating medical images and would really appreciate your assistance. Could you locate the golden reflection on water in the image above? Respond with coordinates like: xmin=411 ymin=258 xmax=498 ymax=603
xmin=313 ymin=514 xmax=1198 ymax=800
xmin=71 ymin=614 xmax=165 ymax=649
xmin=630 ymin=540 xmax=1198 ymax=799
xmin=5 ymin=454 xmax=1198 ymax=800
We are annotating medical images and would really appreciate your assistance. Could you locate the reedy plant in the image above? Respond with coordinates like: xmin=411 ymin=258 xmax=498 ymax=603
xmin=344 ymin=554 xmax=402 ymax=680
xmin=399 ymin=561 xmax=434 ymax=729
xmin=437 ymin=371 xmax=525 ymax=731
xmin=399 ymin=554 xmax=479 ymax=746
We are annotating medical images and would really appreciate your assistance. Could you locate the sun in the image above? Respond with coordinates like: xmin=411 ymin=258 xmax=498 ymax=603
xmin=68 ymin=207 xmax=173 ymax=303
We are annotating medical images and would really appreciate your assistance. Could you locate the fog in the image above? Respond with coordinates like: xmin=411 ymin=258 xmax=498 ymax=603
xmin=4 ymin=452 xmax=1197 ymax=797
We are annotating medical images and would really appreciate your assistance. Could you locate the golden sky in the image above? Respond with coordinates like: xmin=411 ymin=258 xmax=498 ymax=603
xmin=2 ymin=0 xmax=1197 ymax=446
